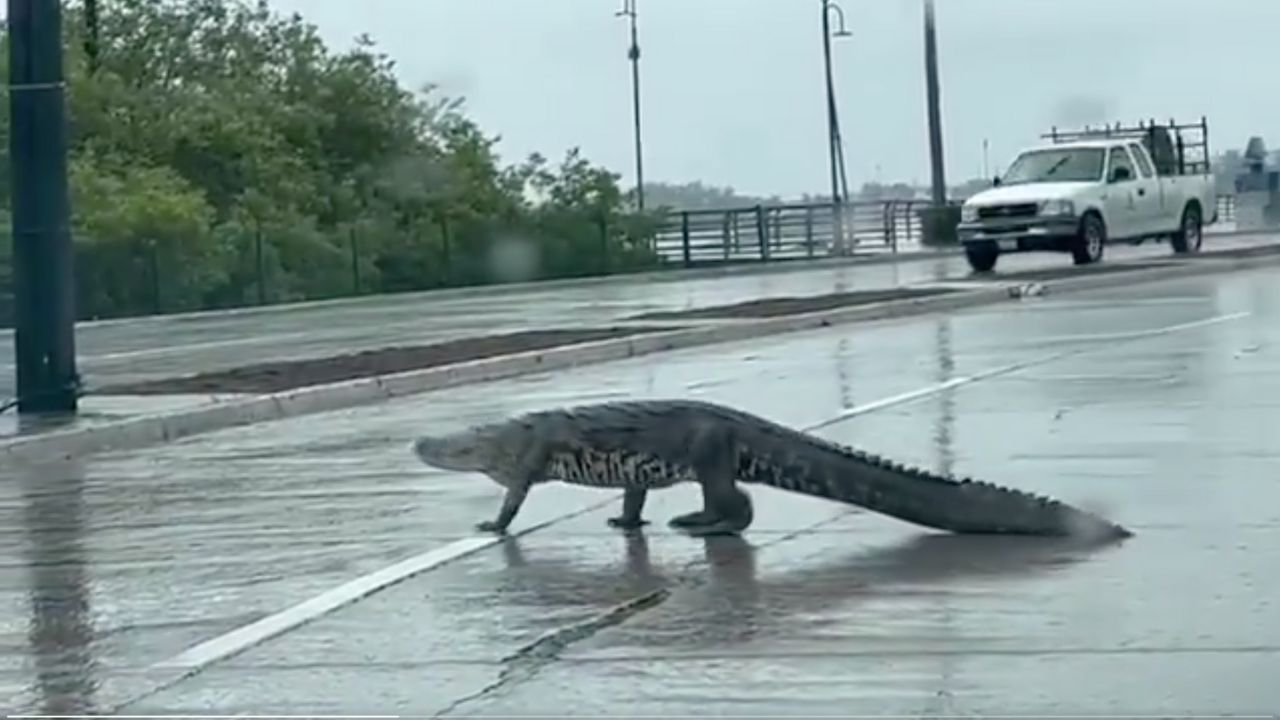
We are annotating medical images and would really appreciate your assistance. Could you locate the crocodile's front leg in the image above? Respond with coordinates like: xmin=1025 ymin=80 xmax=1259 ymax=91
xmin=476 ymin=462 xmax=543 ymax=534
xmin=607 ymin=488 xmax=651 ymax=530
xmin=476 ymin=482 xmax=529 ymax=534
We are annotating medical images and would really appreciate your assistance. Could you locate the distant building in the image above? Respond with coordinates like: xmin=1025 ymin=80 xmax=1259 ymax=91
xmin=1233 ymin=136 xmax=1280 ymax=230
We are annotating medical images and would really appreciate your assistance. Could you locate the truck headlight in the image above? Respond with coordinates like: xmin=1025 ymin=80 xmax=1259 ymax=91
xmin=961 ymin=204 xmax=979 ymax=223
xmin=1038 ymin=199 xmax=1075 ymax=217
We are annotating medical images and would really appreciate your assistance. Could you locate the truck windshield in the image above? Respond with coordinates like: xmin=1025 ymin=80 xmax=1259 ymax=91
xmin=1001 ymin=148 xmax=1106 ymax=185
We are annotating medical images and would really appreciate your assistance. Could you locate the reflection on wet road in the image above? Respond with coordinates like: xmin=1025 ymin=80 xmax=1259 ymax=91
xmin=14 ymin=462 xmax=99 ymax=716
xmin=2 ymin=265 xmax=1279 ymax=715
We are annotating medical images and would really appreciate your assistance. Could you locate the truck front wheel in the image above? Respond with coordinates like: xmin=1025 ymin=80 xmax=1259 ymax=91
xmin=1072 ymin=213 xmax=1106 ymax=265
xmin=965 ymin=241 xmax=999 ymax=273
xmin=1171 ymin=203 xmax=1203 ymax=254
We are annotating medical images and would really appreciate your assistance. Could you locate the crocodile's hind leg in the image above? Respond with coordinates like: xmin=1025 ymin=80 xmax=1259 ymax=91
xmin=668 ymin=508 xmax=717 ymax=528
xmin=668 ymin=486 xmax=754 ymax=532
xmin=676 ymin=483 xmax=753 ymax=537
xmin=670 ymin=427 xmax=754 ymax=537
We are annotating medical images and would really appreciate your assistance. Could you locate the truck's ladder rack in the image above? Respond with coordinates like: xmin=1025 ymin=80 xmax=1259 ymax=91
xmin=1041 ymin=117 xmax=1211 ymax=176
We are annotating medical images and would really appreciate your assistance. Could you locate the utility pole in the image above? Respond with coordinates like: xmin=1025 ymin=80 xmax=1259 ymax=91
xmin=821 ymin=0 xmax=852 ymax=253
xmin=7 ymin=0 xmax=79 ymax=414
xmin=617 ymin=0 xmax=645 ymax=211
xmin=923 ymin=0 xmax=948 ymax=207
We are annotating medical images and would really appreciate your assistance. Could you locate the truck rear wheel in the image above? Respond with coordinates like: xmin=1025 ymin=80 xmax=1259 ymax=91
xmin=965 ymin=241 xmax=999 ymax=273
xmin=1072 ymin=213 xmax=1106 ymax=265
xmin=1171 ymin=203 xmax=1203 ymax=254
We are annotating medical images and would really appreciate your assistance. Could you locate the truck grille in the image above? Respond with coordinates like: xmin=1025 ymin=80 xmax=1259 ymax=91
xmin=977 ymin=203 xmax=1039 ymax=219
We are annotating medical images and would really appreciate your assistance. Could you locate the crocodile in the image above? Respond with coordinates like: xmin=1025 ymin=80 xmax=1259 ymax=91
xmin=411 ymin=398 xmax=1132 ymax=541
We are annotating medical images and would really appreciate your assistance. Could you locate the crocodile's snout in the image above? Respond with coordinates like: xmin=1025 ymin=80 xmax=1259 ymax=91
xmin=411 ymin=436 xmax=436 ymax=464
xmin=412 ymin=435 xmax=463 ymax=470
xmin=412 ymin=432 xmax=489 ymax=473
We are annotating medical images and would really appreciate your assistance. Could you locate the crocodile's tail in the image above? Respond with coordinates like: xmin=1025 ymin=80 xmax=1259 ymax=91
xmin=736 ymin=423 xmax=1132 ymax=541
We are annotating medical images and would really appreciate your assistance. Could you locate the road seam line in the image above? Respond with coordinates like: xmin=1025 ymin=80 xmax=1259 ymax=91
xmin=431 ymin=510 xmax=861 ymax=718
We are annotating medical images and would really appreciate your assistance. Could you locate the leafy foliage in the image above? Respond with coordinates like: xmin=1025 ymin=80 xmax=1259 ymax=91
xmin=0 ymin=0 xmax=663 ymax=321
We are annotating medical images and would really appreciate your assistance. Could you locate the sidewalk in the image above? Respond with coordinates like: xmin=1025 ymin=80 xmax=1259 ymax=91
xmin=2 ymin=265 xmax=1276 ymax=715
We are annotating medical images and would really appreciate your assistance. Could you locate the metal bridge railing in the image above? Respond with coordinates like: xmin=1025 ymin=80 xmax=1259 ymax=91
xmin=651 ymin=199 xmax=932 ymax=266
xmin=652 ymin=193 xmax=1243 ymax=267
xmin=1215 ymin=193 xmax=1236 ymax=223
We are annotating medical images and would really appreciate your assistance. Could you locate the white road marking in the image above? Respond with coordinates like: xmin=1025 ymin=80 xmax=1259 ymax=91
xmin=806 ymin=311 xmax=1250 ymax=431
xmin=149 ymin=497 xmax=617 ymax=672
xmin=146 ymin=310 xmax=1250 ymax=678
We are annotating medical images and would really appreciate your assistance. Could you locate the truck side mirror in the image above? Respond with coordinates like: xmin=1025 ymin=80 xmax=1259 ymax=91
xmin=992 ymin=176 xmax=1002 ymax=187
xmin=1110 ymin=166 xmax=1133 ymax=183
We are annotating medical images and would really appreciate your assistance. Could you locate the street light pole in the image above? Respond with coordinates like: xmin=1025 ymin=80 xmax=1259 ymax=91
xmin=821 ymin=0 xmax=852 ymax=254
xmin=923 ymin=0 xmax=948 ymax=207
xmin=7 ymin=0 xmax=80 ymax=415
xmin=617 ymin=0 xmax=645 ymax=211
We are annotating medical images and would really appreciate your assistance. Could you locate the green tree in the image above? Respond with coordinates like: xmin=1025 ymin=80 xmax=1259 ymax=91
xmin=69 ymin=151 xmax=225 ymax=316
xmin=0 ymin=0 xmax=660 ymax=323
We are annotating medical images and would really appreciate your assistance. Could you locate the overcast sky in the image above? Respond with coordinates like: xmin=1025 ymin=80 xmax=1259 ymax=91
xmin=236 ymin=1 xmax=1280 ymax=197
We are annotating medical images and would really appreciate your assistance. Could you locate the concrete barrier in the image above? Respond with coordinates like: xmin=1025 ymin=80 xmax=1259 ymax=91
xmin=4 ymin=246 xmax=1279 ymax=465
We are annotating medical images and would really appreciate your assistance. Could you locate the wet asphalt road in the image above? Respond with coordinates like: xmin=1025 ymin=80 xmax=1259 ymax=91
xmin=0 ymin=231 xmax=1272 ymax=400
xmin=2 ymin=265 xmax=1279 ymax=715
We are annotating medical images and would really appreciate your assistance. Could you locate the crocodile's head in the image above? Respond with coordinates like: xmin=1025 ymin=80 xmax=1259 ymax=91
xmin=412 ymin=420 xmax=532 ymax=479
xmin=413 ymin=426 xmax=500 ymax=473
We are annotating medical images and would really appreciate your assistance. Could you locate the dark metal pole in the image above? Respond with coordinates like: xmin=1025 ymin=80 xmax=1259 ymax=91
xmin=254 ymin=225 xmax=266 ymax=305
xmin=8 ymin=0 xmax=80 ymax=414
xmin=820 ymin=0 xmax=851 ymax=254
xmin=349 ymin=225 xmax=361 ymax=295
xmin=619 ymin=0 xmax=645 ymax=211
xmin=820 ymin=0 xmax=841 ymax=207
xmin=923 ymin=0 xmax=948 ymax=207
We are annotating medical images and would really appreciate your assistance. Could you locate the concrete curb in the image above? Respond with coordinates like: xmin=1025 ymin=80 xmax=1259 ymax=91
xmin=4 ymin=246 xmax=1280 ymax=465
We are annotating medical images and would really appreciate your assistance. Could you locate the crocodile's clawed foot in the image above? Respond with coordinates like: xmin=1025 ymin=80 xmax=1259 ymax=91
xmin=475 ymin=520 xmax=509 ymax=535
xmin=607 ymin=516 xmax=650 ymax=531
xmin=668 ymin=510 xmax=717 ymax=528
xmin=679 ymin=519 xmax=745 ymax=537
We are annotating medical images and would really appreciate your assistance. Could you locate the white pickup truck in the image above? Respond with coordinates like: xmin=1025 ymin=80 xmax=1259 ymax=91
xmin=956 ymin=121 xmax=1218 ymax=272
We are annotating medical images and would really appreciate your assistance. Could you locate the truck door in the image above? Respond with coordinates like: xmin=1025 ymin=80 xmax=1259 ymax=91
xmin=1127 ymin=142 xmax=1163 ymax=235
xmin=1104 ymin=146 xmax=1142 ymax=239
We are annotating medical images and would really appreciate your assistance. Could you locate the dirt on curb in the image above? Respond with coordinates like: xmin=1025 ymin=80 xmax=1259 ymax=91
xmin=95 ymin=326 xmax=679 ymax=396
xmin=626 ymin=287 xmax=958 ymax=321
xmin=94 ymin=287 xmax=963 ymax=397
xmin=969 ymin=260 xmax=1176 ymax=283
